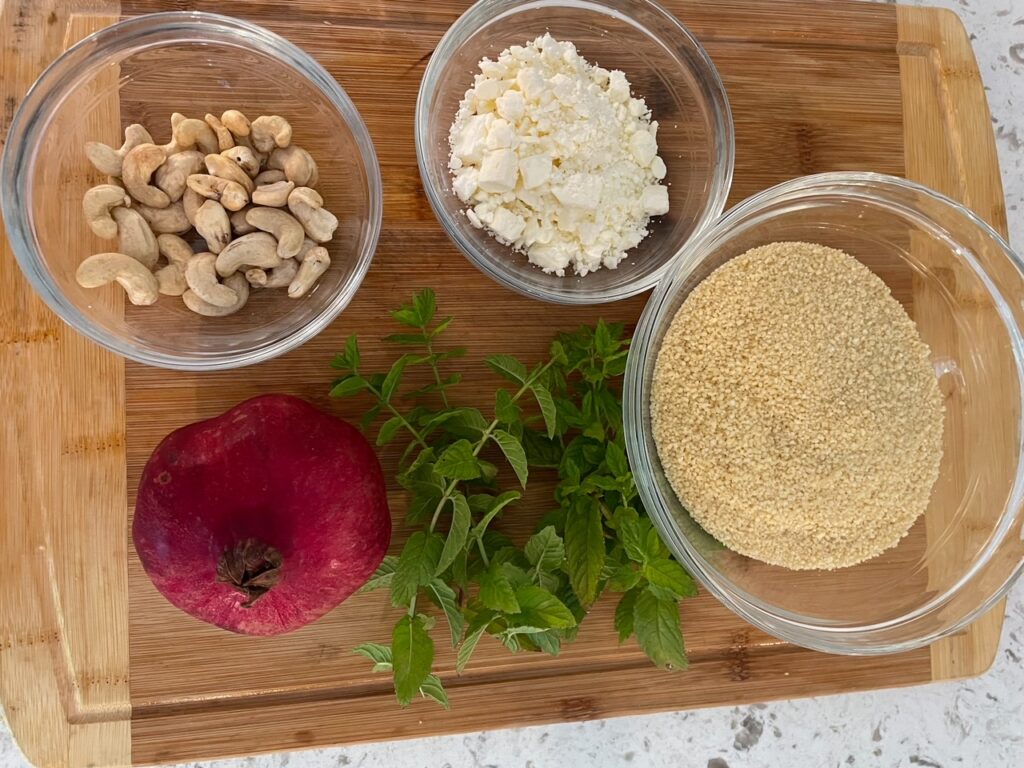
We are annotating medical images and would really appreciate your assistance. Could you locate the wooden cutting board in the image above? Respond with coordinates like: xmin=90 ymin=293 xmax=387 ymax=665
xmin=0 ymin=1 xmax=1011 ymax=766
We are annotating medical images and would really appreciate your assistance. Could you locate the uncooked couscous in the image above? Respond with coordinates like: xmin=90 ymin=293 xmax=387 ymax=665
xmin=651 ymin=241 xmax=945 ymax=570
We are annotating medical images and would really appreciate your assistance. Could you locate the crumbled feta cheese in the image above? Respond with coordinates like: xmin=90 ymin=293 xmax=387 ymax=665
xmin=448 ymin=33 xmax=670 ymax=277
xmin=478 ymin=148 xmax=518 ymax=193
xmin=641 ymin=185 xmax=670 ymax=216
xmin=519 ymin=155 xmax=552 ymax=189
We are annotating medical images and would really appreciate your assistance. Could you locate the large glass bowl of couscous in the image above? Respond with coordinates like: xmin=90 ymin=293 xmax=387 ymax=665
xmin=624 ymin=172 xmax=1024 ymax=654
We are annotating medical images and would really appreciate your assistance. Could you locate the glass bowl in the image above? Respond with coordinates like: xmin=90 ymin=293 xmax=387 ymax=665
xmin=1 ymin=12 xmax=382 ymax=371
xmin=415 ymin=0 xmax=734 ymax=305
xmin=625 ymin=172 xmax=1024 ymax=654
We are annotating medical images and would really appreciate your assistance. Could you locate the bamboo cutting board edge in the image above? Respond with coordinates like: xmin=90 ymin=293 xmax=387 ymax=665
xmin=0 ymin=2 xmax=1012 ymax=767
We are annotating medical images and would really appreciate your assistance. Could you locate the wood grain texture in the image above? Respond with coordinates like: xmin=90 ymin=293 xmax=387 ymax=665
xmin=0 ymin=1 xmax=1011 ymax=767
xmin=896 ymin=5 xmax=1014 ymax=682
xmin=0 ymin=3 xmax=129 ymax=768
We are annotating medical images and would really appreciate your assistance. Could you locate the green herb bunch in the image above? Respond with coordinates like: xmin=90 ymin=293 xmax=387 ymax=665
xmin=330 ymin=290 xmax=695 ymax=709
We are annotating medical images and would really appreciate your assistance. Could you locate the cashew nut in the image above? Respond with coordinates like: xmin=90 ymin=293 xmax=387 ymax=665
xmin=186 ymin=174 xmax=249 ymax=211
xmin=156 ymin=234 xmax=194 ymax=268
xmin=154 ymin=150 xmax=205 ymax=202
xmin=229 ymin=206 xmax=257 ymax=236
xmin=204 ymin=154 xmax=255 ymax=194
xmin=170 ymin=118 xmax=219 ymax=155
xmin=287 ymin=186 xmax=338 ymax=242
xmin=135 ymin=200 xmax=192 ymax=235
xmin=76 ymin=252 xmax=159 ymax=306
xmin=112 ymin=207 xmax=158 ymax=269
xmin=251 ymin=180 xmax=295 ymax=208
xmin=295 ymin=237 xmax=320 ymax=262
xmin=221 ymin=110 xmax=251 ymax=138
xmin=171 ymin=112 xmax=187 ymax=130
xmin=194 ymin=200 xmax=232 ymax=254
xmin=83 ymin=184 xmax=131 ymax=239
xmin=123 ymin=144 xmax=170 ymax=208
xmin=288 ymin=247 xmax=330 ymax=298
xmin=215 ymin=232 xmax=281 ymax=277
xmin=245 ymin=207 xmax=304 ymax=258
xmin=183 ymin=272 xmax=249 ymax=317
xmin=249 ymin=258 xmax=299 ymax=289
xmin=267 ymin=146 xmax=318 ymax=187
xmin=183 ymin=188 xmax=204 ymax=226
xmin=253 ymin=169 xmax=286 ymax=186
xmin=204 ymin=113 xmax=235 ymax=151
xmin=221 ymin=146 xmax=260 ymax=178
xmin=185 ymin=252 xmax=240 ymax=307
xmin=251 ymin=115 xmax=292 ymax=153
xmin=155 ymin=264 xmax=188 ymax=296
xmin=245 ymin=267 xmax=268 ymax=287
xmin=84 ymin=124 xmax=153 ymax=177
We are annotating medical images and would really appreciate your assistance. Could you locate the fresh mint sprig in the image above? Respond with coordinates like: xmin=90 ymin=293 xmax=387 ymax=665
xmin=332 ymin=292 xmax=696 ymax=708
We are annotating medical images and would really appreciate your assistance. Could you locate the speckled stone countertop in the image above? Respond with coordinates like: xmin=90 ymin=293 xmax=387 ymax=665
xmin=3 ymin=0 xmax=1023 ymax=766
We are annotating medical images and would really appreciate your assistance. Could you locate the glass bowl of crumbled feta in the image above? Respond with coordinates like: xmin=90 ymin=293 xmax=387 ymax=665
xmin=415 ymin=0 xmax=734 ymax=304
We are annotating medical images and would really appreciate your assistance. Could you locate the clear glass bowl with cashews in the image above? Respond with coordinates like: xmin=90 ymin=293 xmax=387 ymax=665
xmin=1 ymin=12 xmax=382 ymax=370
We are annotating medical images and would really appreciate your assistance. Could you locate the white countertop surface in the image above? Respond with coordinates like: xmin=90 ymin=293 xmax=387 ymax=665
xmin=3 ymin=0 xmax=1023 ymax=766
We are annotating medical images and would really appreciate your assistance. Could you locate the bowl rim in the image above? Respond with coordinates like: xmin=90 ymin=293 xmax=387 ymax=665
xmin=414 ymin=0 xmax=735 ymax=305
xmin=1 ymin=11 xmax=383 ymax=371
xmin=624 ymin=170 xmax=1024 ymax=654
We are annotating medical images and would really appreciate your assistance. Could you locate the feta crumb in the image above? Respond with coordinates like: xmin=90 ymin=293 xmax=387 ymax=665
xmin=478 ymin=148 xmax=518 ymax=193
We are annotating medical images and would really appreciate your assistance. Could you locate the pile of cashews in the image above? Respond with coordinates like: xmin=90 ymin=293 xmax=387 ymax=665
xmin=77 ymin=111 xmax=338 ymax=316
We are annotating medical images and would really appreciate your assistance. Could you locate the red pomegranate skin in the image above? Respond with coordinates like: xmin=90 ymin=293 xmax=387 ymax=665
xmin=132 ymin=394 xmax=391 ymax=635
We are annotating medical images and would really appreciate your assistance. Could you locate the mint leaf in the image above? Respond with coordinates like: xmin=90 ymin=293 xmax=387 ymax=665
xmin=377 ymin=415 xmax=404 ymax=446
xmin=392 ymin=615 xmax=434 ymax=706
xmin=549 ymin=339 xmax=568 ymax=366
xmin=391 ymin=531 xmax=444 ymax=607
xmin=419 ymin=674 xmax=449 ymax=709
xmin=381 ymin=355 xmax=413 ymax=402
xmin=435 ymin=439 xmax=482 ymax=481
xmin=359 ymin=555 xmax=399 ymax=594
xmin=436 ymin=492 xmax=471 ymax=576
xmin=427 ymin=578 xmax=465 ymax=648
xmin=500 ymin=562 xmax=531 ymax=588
xmin=615 ymin=588 xmax=640 ymax=643
xmin=392 ymin=308 xmax=420 ymax=327
xmin=413 ymin=288 xmax=437 ymax=325
xmin=495 ymin=389 xmax=521 ymax=425
xmin=532 ymin=630 xmax=561 ymax=656
xmin=491 ymin=429 xmax=528 ymax=487
xmin=522 ymin=429 xmax=563 ymax=469
xmin=608 ymin=563 xmax=641 ymax=592
xmin=525 ymin=526 xmax=564 ymax=573
xmin=605 ymin=440 xmax=629 ymax=477
xmin=485 ymin=354 xmax=527 ymax=384
xmin=633 ymin=588 xmax=687 ymax=670
xmin=644 ymin=525 xmax=670 ymax=561
xmin=531 ymin=383 xmax=558 ymax=438
xmin=565 ymin=497 xmax=605 ymax=606
xmin=330 ymin=375 xmax=367 ymax=398
xmin=619 ymin=513 xmax=647 ymax=564
xmin=594 ymin=319 xmax=616 ymax=357
xmin=359 ymin=403 xmax=382 ymax=432
xmin=479 ymin=563 xmax=520 ymax=613
xmin=643 ymin=558 xmax=698 ymax=599
xmin=430 ymin=316 xmax=454 ymax=338
xmin=354 ymin=642 xmax=392 ymax=666
xmin=457 ymin=611 xmax=495 ymax=674
xmin=513 ymin=585 xmax=576 ymax=629
xmin=470 ymin=491 xmax=521 ymax=541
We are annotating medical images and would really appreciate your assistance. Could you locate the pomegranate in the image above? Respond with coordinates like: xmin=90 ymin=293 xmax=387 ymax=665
xmin=133 ymin=394 xmax=391 ymax=635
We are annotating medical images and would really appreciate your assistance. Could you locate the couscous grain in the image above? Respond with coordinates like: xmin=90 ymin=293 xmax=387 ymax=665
xmin=651 ymin=241 xmax=944 ymax=570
